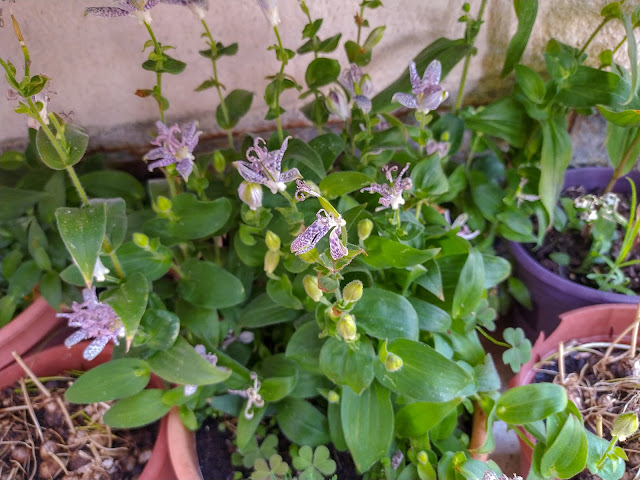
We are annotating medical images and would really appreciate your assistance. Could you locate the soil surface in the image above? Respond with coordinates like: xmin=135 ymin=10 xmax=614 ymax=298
xmin=528 ymin=187 xmax=640 ymax=294
xmin=0 ymin=378 xmax=158 ymax=480
xmin=534 ymin=346 xmax=640 ymax=480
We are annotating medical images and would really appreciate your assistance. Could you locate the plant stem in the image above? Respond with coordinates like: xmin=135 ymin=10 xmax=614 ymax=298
xmin=356 ymin=3 xmax=366 ymax=44
xmin=604 ymin=129 xmax=640 ymax=193
xmin=418 ymin=113 xmax=427 ymax=154
xmin=513 ymin=427 xmax=535 ymax=450
xmin=455 ymin=0 xmax=487 ymax=113
xmin=273 ymin=25 xmax=286 ymax=143
xmin=144 ymin=21 xmax=166 ymax=123
xmin=578 ymin=18 xmax=610 ymax=57
xmin=201 ymin=18 xmax=234 ymax=148
xmin=476 ymin=326 xmax=511 ymax=348
xmin=65 ymin=166 xmax=90 ymax=206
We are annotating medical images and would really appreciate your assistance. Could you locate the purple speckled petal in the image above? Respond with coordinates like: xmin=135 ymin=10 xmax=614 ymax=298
xmin=278 ymin=167 xmax=301 ymax=184
xmin=233 ymin=161 xmax=267 ymax=185
xmin=83 ymin=336 xmax=110 ymax=361
xmin=420 ymin=86 xmax=446 ymax=112
xmin=354 ymin=95 xmax=372 ymax=114
xmin=361 ymin=182 xmax=390 ymax=196
xmin=395 ymin=177 xmax=413 ymax=192
xmin=423 ymin=60 xmax=442 ymax=87
xmin=175 ymin=159 xmax=193 ymax=181
xmin=143 ymin=146 xmax=169 ymax=161
xmin=409 ymin=62 xmax=422 ymax=95
xmin=84 ymin=6 xmax=131 ymax=17
xmin=391 ymin=93 xmax=418 ymax=110
xmin=64 ymin=330 xmax=87 ymax=348
xmin=291 ymin=218 xmax=330 ymax=255
xmin=147 ymin=155 xmax=177 ymax=171
xmin=144 ymin=0 xmax=161 ymax=10
xmin=329 ymin=227 xmax=348 ymax=260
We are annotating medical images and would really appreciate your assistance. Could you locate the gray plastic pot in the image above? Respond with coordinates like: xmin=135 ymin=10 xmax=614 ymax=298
xmin=507 ymin=167 xmax=639 ymax=338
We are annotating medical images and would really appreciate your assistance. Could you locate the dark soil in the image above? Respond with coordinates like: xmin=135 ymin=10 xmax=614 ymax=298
xmin=0 ymin=378 xmax=158 ymax=480
xmin=195 ymin=416 xmax=362 ymax=480
xmin=534 ymin=346 xmax=640 ymax=480
xmin=528 ymin=187 xmax=640 ymax=294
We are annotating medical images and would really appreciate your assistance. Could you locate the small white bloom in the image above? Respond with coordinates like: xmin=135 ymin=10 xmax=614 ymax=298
xmin=92 ymin=258 xmax=110 ymax=283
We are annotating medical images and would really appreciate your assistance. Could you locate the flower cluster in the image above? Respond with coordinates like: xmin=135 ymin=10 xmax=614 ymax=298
xmin=58 ymin=288 xmax=124 ymax=361
xmin=361 ymin=163 xmax=413 ymax=211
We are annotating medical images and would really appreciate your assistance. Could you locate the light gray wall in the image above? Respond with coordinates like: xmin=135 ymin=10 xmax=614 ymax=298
xmin=0 ymin=0 xmax=631 ymax=150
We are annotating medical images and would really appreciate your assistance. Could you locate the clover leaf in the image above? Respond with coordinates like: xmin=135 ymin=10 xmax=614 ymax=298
xmin=251 ymin=454 xmax=290 ymax=480
xmin=293 ymin=445 xmax=337 ymax=480
xmin=502 ymin=327 xmax=532 ymax=373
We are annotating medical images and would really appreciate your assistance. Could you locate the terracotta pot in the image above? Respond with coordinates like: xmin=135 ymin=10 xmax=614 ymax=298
xmin=509 ymin=303 xmax=638 ymax=476
xmin=507 ymin=168 xmax=640 ymax=339
xmin=0 ymin=296 xmax=62 ymax=371
xmin=167 ymin=399 xmax=491 ymax=479
xmin=0 ymin=341 xmax=176 ymax=480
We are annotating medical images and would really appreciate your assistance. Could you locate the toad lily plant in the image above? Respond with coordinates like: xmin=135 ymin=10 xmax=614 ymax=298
xmin=0 ymin=2 xmax=627 ymax=480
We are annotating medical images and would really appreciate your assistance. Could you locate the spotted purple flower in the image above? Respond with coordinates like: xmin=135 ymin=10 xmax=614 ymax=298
xmin=160 ymin=0 xmax=208 ymax=19
xmin=184 ymin=344 xmax=218 ymax=396
xmin=392 ymin=60 xmax=448 ymax=113
xmin=442 ymin=210 xmax=480 ymax=240
xmin=291 ymin=208 xmax=348 ymax=260
xmin=340 ymin=64 xmax=373 ymax=114
xmin=58 ymin=288 xmax=124 ymax=361
xmin=426 ymin=139 xmax=450 ymax=157
xmin=143 ymin=120 xmax=201 ymax=181
xmin=361 ymin=163 xmax=413 ymax=211
xmin=325 ymin=89 xmax=349 ymax=121
xmin=228 ymin=372 xmax=265 ymax=420
xmin=233 ymin=136 xmax=300 ymax=194
xmin=85 ymin=0 xmax=159 ymax=24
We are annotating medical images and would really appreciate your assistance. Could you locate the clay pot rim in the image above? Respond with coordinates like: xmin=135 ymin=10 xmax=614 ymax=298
xmin=0 ymin=341 xmax=174 ymax=480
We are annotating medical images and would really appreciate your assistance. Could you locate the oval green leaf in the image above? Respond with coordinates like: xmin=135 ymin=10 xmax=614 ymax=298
xmin=496 ymin=384 xmax=568 ymax=424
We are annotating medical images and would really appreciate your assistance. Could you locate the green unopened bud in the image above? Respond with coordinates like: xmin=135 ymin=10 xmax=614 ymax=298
xmin=133 ymin=232 xmax=149 ymax=248
xmin=442 ymin=131 xmax=450 ymax=142
xmin=337 ymin=314 xmax=357 ymax=341
xmin=157 ymin=195 xmax=172 ymax=213
xmin=612 ymin=412 xmax=638 ymax=441
xmin=462 ymin=3 xmax=470 ymax=12
xmin=303 ymin=275 xmax=323 ymax=302
xmin=357 ymin=219 xmax=373 ymax=242
xmin=416 ymin=451 xmax=428 ymax=465
xmin=265 ymin=230 xmax=281 ymax=251
xmin=213 ymin=151 xmax=226 ymax=174
xmin=342 ymin=280 xmax=363 ymax=302
xmin=384 ymin=352 xmax=404 ymax=372
xmin=264 ymin=250 xmax=280 ymax=275
xmin=327 ymin=390 xmax=340 ymax=403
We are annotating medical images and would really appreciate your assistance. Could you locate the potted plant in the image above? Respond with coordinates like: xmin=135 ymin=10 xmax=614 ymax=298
xmin=510 ymin=302 xmax=639 ymax=479
xmin=0 ymin=342 xmax=175 ymax=479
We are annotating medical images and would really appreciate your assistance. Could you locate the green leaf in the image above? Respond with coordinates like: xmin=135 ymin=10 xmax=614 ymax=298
xmin=260 ymin=376 xmax=297 ymax=403
xmin=7 ymin=260 xmax=41 ymax=302
xmin=372 ymin=37 xmax=471 ymax=113
xmin=36 ymin=122 xmax=89 ymax=170
xmin=56 ymin=204 xmax=106 ymax=287
xmin=305 ymin=58 xmax=341 ymax=89
xmin=501 ymin=0 xmax=538 ymax=76
xmin=178 ymin=259 xmax=245 ymax=309
xmin=328 ymin=402 xmax=347 ymax=451
xmin=137 ymin=309 xmax=180 ymax=351
xmin=319 ymin=337 xmax=375 ymax=394
xmin=411 ymin=157 xmax=449 ymax=198
xmin=267 ymin=274 xmax=303 ymax=310
xmin=101 ymin=272 xmax=149 ymax=341
xmin=495 ymin=384 xmax=567 ymax=424
xmin=557 ymin=66 xmax=631 ymax=109
xmin=237 ymin=407 xmax=267 ymax=450
xmin=309 ymin=133 xmax=345 ymax=171
xmin=319 ymin=172 xmax=372 ymax=199
xmin=462 ymin=98 xmax=531 ymax=148
xmin=598 ymin=105 xmax=640 ymax=127
xmin=28 ymin=220 xmax=51 ymax=271
xmin=317 ymin=33 xmax=342 ymax=53
xmin=362 ymin=237 xmax=439 ymax=269
xmin=239 ymin=293 xmax=300 ymax=328
xmin=0 ymin=150 xmax=26 ymax=170
xmin=40 ymin=272 xmax=62 ymax=308
xmin=142 ymin=54 xmax=186 ymax=74
xmin=351 ymin=288 xmax=419 ymax=340
xmin=539 ymin=115 xmax=572 ymax=221
xmin=341 ymin=382 xmax=393 ymax=472
xmin=285 ymin=321 xmax=325 ymax=373
xmin=0 ymin=187 xmax=44 ymax=221
xmin=65 ymin=358 xmax=150 ymax=403
xmin=539 ymin=414 xmax=588 ymax=479
xmin=103 ymin=389 xmax=171 ymax=428
xmin=105 ymin=241 xmax=172 ymax=282
xmin=451 ymin=249 xmax=484 ymax=319
xmin=362 ymin=26 xmax=385 ymax=51
xmin=282 ymin=138 xmax=326 ymax=182
xmin=507 ymin=277 xmax=532 ymax=310
xmin=277 ymin=398 xmax=330 ymax=447
xmin=407 ymin=296 xmax=451 ymax=333
xmin=395 ymin=399 xmax=461 ymax=437
xmin=622 ymin=13 xmax=637 ymax=106
xmin=79 ymin=170 xmax=145 ymax=205
xmin=92 ymin=198 xmax=127 ymax=251
xmin=144 ymin=195 xmax=232 ymax=240
xmin=217 ymin=89 xmax=254 ymax=129
xmin=374 ymin=338 xmax=475 ymax=402
xmin=147 ymin=337 xmax=231 ymax=385
xmin=515 ymin=64 xmax=545 ymax=103
xmin=606 ymin=122 xmax=640 ymax=176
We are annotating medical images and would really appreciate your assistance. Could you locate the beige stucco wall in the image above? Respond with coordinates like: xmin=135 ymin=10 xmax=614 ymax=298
xmin=0 ymin=0 xmax=633 ymax=150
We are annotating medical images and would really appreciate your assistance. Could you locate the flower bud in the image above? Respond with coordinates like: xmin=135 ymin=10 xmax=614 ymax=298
xmin=265 ymin=230 xmax=281 ymax=251
xmin=213 ymin=151 xmax=226 ymax=174
xmin=327 ymin=390 xmax=340 ymax=403
xmin=342 ymin=280 xmax=363 ymax=303
xmin=384 ymin=352 xmax=404 ymax=372
xmin=257 ymin=0 xmax=280 ymax=27
xmin=337 ymin=314 xmax=357 ymax=341
xmin=157 ymin=195 xmax=172 ymax=213
xmin=326 ymin=89 xmax=349 ymax=121
xmin=133 ymin=232 xmax=149 ymax=248
xmin=264 ymin=249 xmax=280 ymax=275
xmin=612 ymin=412 xmax=638 ymax=441
xmin=303 ymin=275 xmax=323 ymax=302
xmin=238 ymin=181 xmax=263 ymax=211
xmin=416 ymin=451 xmax=428 ymax=465
xmin=357 ymin=219 xmax=373 ymax=242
